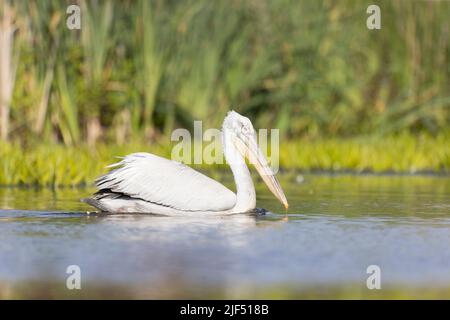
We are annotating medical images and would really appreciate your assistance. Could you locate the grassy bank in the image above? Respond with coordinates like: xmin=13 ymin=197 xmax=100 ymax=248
xmin=1 ymin=133 xmax=448 ymax=187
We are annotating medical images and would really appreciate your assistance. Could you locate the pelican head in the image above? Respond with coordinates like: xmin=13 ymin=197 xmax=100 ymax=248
xmin=222 ymin=110 xmax=289 ymax=210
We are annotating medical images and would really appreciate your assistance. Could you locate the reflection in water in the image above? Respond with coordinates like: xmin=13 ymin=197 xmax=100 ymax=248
xmin=0 ymin=174 xmax=449 ymax=298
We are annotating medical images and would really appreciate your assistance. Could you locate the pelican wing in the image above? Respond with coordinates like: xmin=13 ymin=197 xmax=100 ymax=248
xmin=95 ymin=153 xmax=236 ymax=211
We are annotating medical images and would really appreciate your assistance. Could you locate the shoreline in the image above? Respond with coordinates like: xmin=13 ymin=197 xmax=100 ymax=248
xmin=1 ymin=133 xmax=448 ymax=186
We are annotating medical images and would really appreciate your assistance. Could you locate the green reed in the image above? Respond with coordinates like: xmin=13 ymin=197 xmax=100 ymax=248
xmin=0 ymin=0 xmax=448 ymax=184
xmin=0 ymin=0 xmax=447 ymax=145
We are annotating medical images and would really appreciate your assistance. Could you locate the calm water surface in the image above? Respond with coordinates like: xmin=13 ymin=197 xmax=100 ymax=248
xmin=0 ymin=175 xmax=449 ymax=298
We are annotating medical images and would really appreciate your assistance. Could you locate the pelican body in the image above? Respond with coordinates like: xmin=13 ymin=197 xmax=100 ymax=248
xmin=82 ymin=111 xmax=288 ymax=215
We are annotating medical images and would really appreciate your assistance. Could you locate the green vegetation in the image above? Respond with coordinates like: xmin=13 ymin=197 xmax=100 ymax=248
xmin=281 ymin=132 xmax=450 ymax=173
xmin=0 ymin=0 xmax=449 ymax=184
xmin=1 ymin=132 xmax=448 ymax=186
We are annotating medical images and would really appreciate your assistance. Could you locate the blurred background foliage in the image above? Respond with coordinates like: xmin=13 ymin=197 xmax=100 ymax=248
xmin=0 ymin=0 xmax=449 ymax=184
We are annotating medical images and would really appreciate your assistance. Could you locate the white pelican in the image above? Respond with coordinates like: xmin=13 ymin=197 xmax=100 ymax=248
xmin=82 ymin=111 xmax=288 ymax=215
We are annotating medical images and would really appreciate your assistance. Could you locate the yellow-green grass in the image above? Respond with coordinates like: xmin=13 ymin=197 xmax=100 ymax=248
xmin=1 ymin=133 xmax=448 ymax=187
xmin=280 ymin=133 xmax=450 ymax=173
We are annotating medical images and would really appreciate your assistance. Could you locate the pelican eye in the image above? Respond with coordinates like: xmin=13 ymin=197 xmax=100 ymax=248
xmin=241 ymin=125 xmax=250 ymax=135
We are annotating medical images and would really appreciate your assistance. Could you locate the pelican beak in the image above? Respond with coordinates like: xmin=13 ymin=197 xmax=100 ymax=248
xmin=234 ymin=134 xmax=289 ymax=210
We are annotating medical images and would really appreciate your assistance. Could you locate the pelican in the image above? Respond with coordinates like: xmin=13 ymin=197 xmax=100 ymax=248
xmin=82 ymin=111 xmax=288 ymax=215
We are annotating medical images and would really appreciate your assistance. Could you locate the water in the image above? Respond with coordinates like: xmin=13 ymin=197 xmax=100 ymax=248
xmin=0 ymin=174 xmax=449 ymax=298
